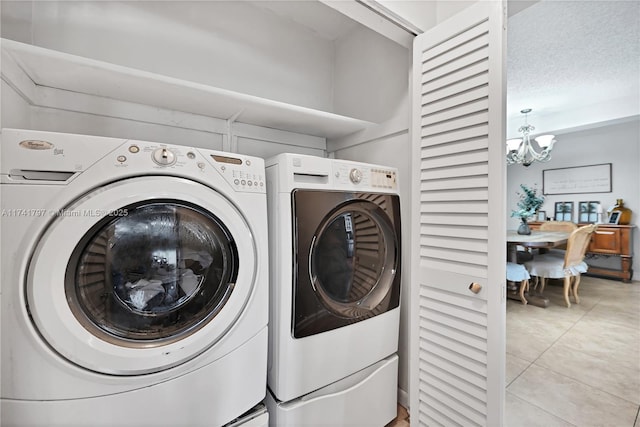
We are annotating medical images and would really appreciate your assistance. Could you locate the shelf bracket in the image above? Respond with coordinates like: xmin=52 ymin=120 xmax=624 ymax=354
xmin=224 ymin=110 xmax=243 ymax=152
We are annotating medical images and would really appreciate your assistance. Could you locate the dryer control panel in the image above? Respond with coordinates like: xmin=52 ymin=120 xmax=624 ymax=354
xmin=333 ymin=164 xmax=397 ymax=191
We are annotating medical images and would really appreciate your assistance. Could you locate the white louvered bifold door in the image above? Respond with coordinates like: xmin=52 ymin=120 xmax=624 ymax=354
xmin=410 ymin=2 xmax=507 ymax=426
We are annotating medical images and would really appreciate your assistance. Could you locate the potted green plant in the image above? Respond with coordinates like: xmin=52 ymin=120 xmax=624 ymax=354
xmin=512 ymin=184 xmax=545 ymax=235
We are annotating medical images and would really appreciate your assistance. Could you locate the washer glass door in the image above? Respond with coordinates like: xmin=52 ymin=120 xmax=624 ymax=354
xmin=28 ymin=177 xmax=257 ymax=374
xmin=68 ymin=201 xmax=238 ymax=344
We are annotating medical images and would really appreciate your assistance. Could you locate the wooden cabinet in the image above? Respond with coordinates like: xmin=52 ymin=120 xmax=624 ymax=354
xmin=581 ymin=224 xmax=635 ymax=282
xmin=528 ymin=222 xmax=635 ymax=282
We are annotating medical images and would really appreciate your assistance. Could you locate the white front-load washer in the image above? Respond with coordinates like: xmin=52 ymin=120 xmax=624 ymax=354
xmin=265 ymin=153 xmax=401 ymax=426
xmin=0 ymin=129 xmax=269 ymax=427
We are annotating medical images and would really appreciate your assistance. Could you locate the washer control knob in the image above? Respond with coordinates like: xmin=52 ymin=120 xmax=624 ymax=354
xmin=152 ymin=148 xmax=176 ymax=166
xmin=349 ymin=168 xmax=363 ymax=184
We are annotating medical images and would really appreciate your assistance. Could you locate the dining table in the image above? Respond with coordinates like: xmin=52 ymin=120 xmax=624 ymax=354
xmin=506 ymin=230 xmax=570 ymax=307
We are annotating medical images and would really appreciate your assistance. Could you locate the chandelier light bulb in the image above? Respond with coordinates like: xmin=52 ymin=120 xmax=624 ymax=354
xmin=506 ymin=139 xmax=522 ymax=152
xmin=534 ymin=134 xmax=555 ymax=148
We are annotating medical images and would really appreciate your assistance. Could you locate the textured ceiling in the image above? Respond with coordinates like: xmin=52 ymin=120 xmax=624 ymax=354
xmin=507 ymin=0 xmax=640 ymax=137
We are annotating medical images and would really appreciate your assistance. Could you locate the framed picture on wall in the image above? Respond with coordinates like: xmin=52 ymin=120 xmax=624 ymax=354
xmin=579 ymin=201 xmax=600 ymax=223
xmin=608 ymin=211 xmax=621 ymax=224
xmin=554 ymin=202 xmax=573 ymax=221
xmin=543 ymin=164 xmax=612 ymax=195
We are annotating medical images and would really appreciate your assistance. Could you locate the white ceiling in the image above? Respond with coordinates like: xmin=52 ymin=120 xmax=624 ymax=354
xmin=506 ymin=0 xmax=640 ymax=138
xmin=247 ymin=0 xmax=358 ymax=40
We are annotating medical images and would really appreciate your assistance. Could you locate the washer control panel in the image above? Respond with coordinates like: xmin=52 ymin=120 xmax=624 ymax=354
xmin=207 ymin=153 xmax=265 ymax=193
xmin=110 ymin=143 xmax=265 ymax=193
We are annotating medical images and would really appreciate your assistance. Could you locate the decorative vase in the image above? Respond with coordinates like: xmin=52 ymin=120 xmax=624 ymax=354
xmin=610 ymin=199 xmax=632 ymax=225
xmin=517 ymin=218 xmax=531 ymax=235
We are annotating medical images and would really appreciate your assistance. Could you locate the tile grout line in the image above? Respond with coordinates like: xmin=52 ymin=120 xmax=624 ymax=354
xmin=506 ymin=294 xmax=602 ymax=426
xmin=507 ymin=279 xmax=640 ymax=426
xmin=528 ymin=297 xmax=640 ymax=408
xmin=505 ymin=390 xmax=579 ymax=427
xmin=527 ymin=301 xmax=595 ymax=365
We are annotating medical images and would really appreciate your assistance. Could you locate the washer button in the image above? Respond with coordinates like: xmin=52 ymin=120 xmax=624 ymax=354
xmin=234 ymin=179 xmax=240 ymax=185
xmin=128 ymin=145 xmax=140 ymax=153
xmin=117 ymin=155 xmax=127 ymax=163
xmin=241 ymin=180 xmax=246 ymax=185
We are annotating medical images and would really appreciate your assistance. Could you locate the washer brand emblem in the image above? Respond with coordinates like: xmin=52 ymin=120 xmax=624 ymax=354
xmin=19 ymin=140 xmax=54 ymax=150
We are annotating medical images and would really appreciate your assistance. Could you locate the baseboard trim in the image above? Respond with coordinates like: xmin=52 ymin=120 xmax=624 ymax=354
xmin=397 ymin=387 xmax=409 ymax=410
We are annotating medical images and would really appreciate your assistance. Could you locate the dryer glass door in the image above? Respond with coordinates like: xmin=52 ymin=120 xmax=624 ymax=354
xmin=293 ymin=191 xmax=401 ymax=338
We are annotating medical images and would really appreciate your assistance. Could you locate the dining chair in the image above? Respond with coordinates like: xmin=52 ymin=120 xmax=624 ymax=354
xmin=506 ymin=262 xmax=530 ymax=305
xmin=539 ymin=221 xmax=578 ymax=232
xmin=524 ymin=224 xmax=597 ymax=307
xmin=539 ymin=221 xmax=577 ymax=251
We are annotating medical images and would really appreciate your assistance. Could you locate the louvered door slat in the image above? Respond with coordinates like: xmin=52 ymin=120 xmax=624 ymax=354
xmin=419 ymin=247 xmax=487 ymax=266
xmin=423 ymin=98 xmax=489 ymax=127
xmin=420 ymin=360 xmax=486 ymax=401
xmin=421 ymin=154 xmax=488 ymax=171
xmin=420 ymin=165 xmax=488 ymax=179
xmin=421 ymin=19 xmax=490 ymax=62
xmin=420 ymin=224 xmax=489 ymax=240
xmin=421 ymin=111 xmax=489 ymax=137
xmin=420 ymin=384 xmax=485 ymax=426
xmin=422 ymin=86 xmax=489 ymax=117
xmin=422 ymin=201 xmax=488 ymax=214
xmin=424 ymin=235 xmax=488 ymax=253
xmin=422 ymin=141 xmax=488 ymax=161
xmin=419 ymin=213 xmax=487 ymax=227
xmin=420 ymin=318 xmax=487 ymax=351
xmin=411 ymin=2 xmax=506 ymax=425
xmin=422 ymin=52 xmax=489 ymax=91
xmin=420 ymin=189 xmax=489 ymax=202
xmin=422 ymin=74 xmax=488 ymax=103
xmin=419 ymin=353 xmax=487 ymax=391
xmin=423 ymin=374 xmax=487 ymax=418
xmin=420 ymin=125 xmax=488 ymax=147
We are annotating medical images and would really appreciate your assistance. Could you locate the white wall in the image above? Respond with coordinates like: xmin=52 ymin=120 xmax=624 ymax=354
xmin=333 ymin=24 xmax=409 ymax=123
xmin=507 ymin=118 xmax=640 ymax=276
xmin=0 ymin=1 xmax=32 ymax=44
xmin=1 ymin=82 xmax=31 ymax=130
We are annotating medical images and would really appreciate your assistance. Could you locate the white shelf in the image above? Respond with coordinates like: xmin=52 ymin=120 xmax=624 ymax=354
xmin=1 ymin=38 xmax=374 ymax=139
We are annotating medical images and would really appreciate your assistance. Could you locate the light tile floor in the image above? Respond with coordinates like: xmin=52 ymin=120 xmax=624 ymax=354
xmin=506 ymin=275 xmax=640 ymax=427
xmin=386 ymin=404 xmax=410 ymax=427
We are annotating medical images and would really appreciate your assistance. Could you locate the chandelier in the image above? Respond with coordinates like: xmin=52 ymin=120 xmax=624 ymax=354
xmin=506 ymin=108 xmax=556 ymax=167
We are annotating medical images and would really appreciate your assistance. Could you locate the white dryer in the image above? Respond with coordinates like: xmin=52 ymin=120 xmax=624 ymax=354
xmin=0 ymin=129 xmax=269 ymax=427
xmin=265 ymin=153 xmax=401 ymax=426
